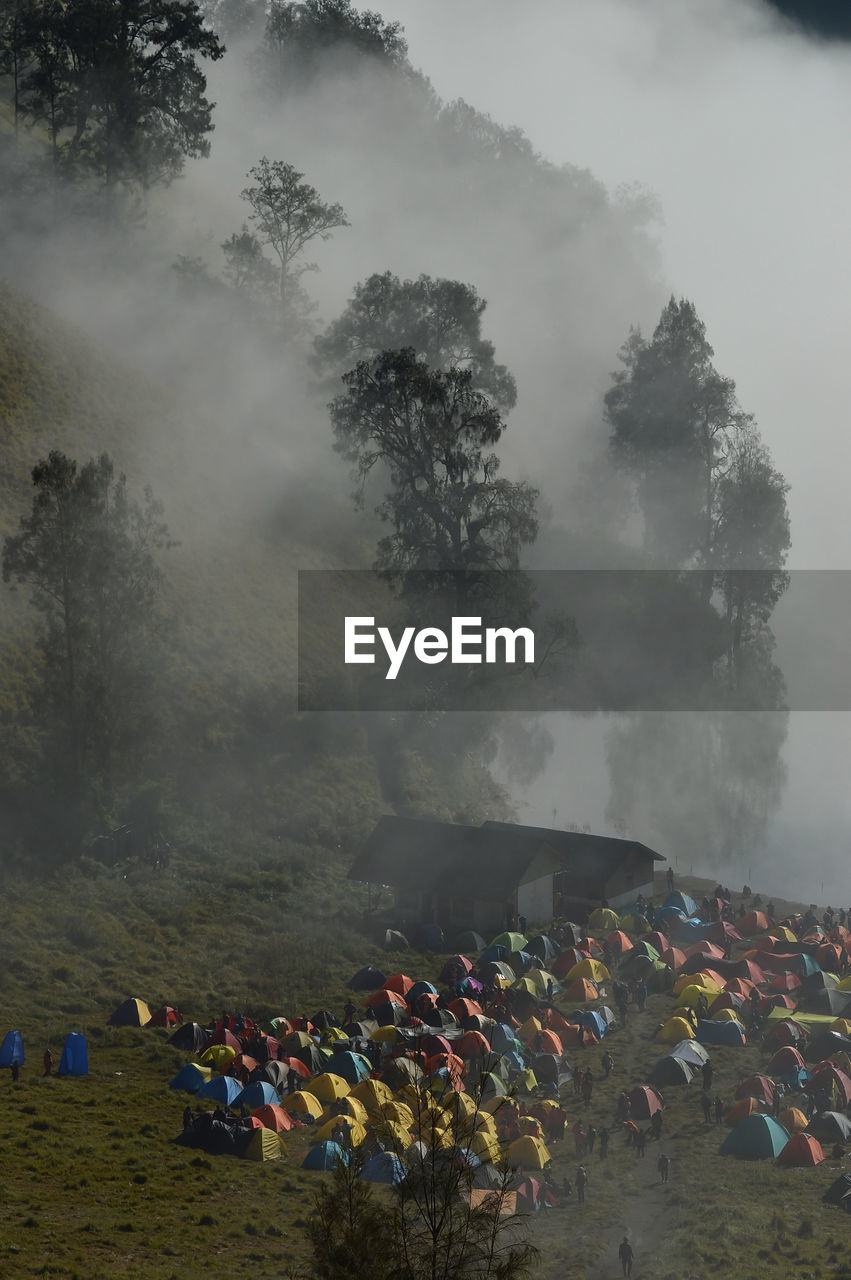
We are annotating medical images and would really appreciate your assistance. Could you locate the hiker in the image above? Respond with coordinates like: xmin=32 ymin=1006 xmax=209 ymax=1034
xmin=598 ymin=1126 xmax=609 ymax=1159
xmin=343 ymin=1000 xmax=356 ymax=1024
xmin=666 ymin=868 xmax=675 ymax=892
xmin=658 ymin=1152 xmax=671 ymax=1183
xmin=771 ymin=1084 xmax=782 ymax=1118
xmin=586 ymin=1124 xmax=597 ymax=1154
xmin=573 ymin=1120 xmax=587 ymax=1157
xmin=616 ymin=1090 xmax=631 ymax=1122
xmin=602 ymin=1050 xmax=614 ymax=1079
xmin=618 ymin=1235 xmax=634 ymax=1278
xmin=634 ymin=1128 xmax=647 ymax=1157
xmin=546 ymin=978 xmax=554 ymax=1004
xmin=576 ymin=1165 xmax=588 ymax=1204
xmin=714 ymin=1095 xmax=724 ymax=1125
xmin=518 ymin=915 xmax=527 ymax=934
xmin=43 ymin=1049 xmax=53 ymax=1076
xmin=702 ymin=1059 xmax=713 ymax=1091
xmin=700 ymin=1092 xmax=712 ymax=1123
xmin=573 ymin=1069 xmax=583 ymax=1096
xmin=183 ymin=1104 xmax=193 ymax=1130
xmin=650 ymin=1111 xmax=663 ymax=1141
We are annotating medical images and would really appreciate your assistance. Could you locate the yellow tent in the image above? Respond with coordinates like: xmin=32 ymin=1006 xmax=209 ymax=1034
xmin=673 ymin=973 xmax=721 ymax=997
xmin=468 ymin=1129 xmax=502 ymax=1162
xmin=513 ymin=1069 xmax=538 ymax=1094
xmin=322 ymin=1027 xmax=348 ymax=1043
xmin=480 ymin=1095 xmax=512 ymax=1116
xmin=523 ymin=969 xmax=559 ymax=994
xmin=372 ymin=1119 xmax=414 ymax=1150
xmin=512 ymin=976 xmax=542 ymax=996
xmin=779 ymin=1107 xmax=809 ymax=1133
xmin=588 ymin=908 xmax=620 ymax=932
xmin=673 ymin=982 xmax=722 ymax=1008
xmin=619 ymin=913 xmax=649 ymax=934
xmin=506 ymin=1135 xmax=551 ymax=1168
xmin=199 ymin=1044 xmax=236 ymax=1069
xmin=315 ymin=1115 xmax=367 ymax=1146
xmin=836 ymin=977 xmax=851 ymax=992
xmin=350 ymin=1079 xmax=393 ymax=1111
xmin=337 ymin=1096 xmax=369 ymax=1124
xmin=770 ymin=925 xmax=797 ymax=943
xmin=282 ymin=1031 xmax=316 ymax=1052
xmin=244 ymin=1127 xmax=285 ymax=1161
xmin=380 ymin=1100 xmax=415 ymax=1129
xmin=440 ymin=1091 xmax=477 ymax=1121
xmin=712 ymin=1007 xmax=741 ymax=1021
xmin=517 ymin=1016 xmax=542 ymax=1043
xmin=566 ymin=959 xmax=611 ymax=983
xmin=657 ymin=1016 xmax=695 ymax=1042
xmin=304 ymin=1073 xmax=351 ymax=1103
xmin=286 ymin=1091 xmax=324 ymax=1120
xmin=371 ymin=1025 xmax=401 ymax=1043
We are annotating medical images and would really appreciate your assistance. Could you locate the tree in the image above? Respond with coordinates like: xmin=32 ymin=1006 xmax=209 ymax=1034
xmin=604 ymin=298 xmax=754 ymax=571
xmin=262 ymin=0 xmax=407 ymax=93
xmin=220 ymin=224 xmax=278 ymax=299
xmin=240 ymin=156 xmax=349 ymax=325
xmin=315 ymin=271 xmax=517 ymax=411
xmin=2 ymin=0 xmax=224 ymax=192
xmin=2 ymin=451 xmax=174 ymax=798
xmin=330 ymin=348 xmax=537 ymax=585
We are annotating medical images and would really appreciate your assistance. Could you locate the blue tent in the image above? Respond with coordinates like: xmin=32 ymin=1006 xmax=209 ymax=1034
xmin=302 ymin=1140 xmax=348 ymax=1171
xmin=408 ymin=981 xmax=439 ymax=1002
xmin=329 ymin=1051 xmax=372 ymax=1085
xmin=491 ymin=1023 xmax=521 ymax=1053
xmin=696 ymin=1019 xmax=746 ymax=1046
xmin=415 ymin=923 xmax=444 ymax=949
xmin=663 ymin=891 xmax=698 ymax=916
xmin=673 ymin=918 xmax=706 ymax=939
xmin=199 ymin=1075 xmax=243 ymax=1105
xmin=348 ymin=966 xmax=386 ymax=990
xmin=361 ymin=1151 xmax=407 ymax=1183
xmin=0 ymin=1030 xmax=24 ymax=1067
xmin=58 ymin=1033 xmax=88 ymax=1076
xmin=779 ymin=1066 xmax=810 ymax=1091
xmin=654 ymin=906 xmax=686 ymax=926
xmin=573 ymin=1010 xmax=607 ymax=1038
xmin=720 ymin=1114 xmax=789 ymax=1158
xmin=478 ymin=945 xmax=508 ymax=965
xmin=169 ymin=1063 xmax=209 ymax=1093
xmin=236 ymin=1081 xmax=281 ymax=1110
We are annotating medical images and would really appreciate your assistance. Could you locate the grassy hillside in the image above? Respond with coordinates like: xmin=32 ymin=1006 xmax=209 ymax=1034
xmin=0 ymin=867 xmax=848 ymax=1280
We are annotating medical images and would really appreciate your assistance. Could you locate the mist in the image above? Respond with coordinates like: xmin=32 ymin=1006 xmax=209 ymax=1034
xmin=374 ymin=0 xmax=851 ymax=903
xmin=1 ymin=0 xmax=848 ymax=902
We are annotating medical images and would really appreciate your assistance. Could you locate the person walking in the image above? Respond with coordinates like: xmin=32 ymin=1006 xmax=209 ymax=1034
xmin=576 ymin=1164 xmax=588 ymax=1204
xmin=618 ymin=1235 xmax=635 ymax=1278
xmin=702 ymin=1058 xmax=713 ymax=1091
xmin=43 ymin=1048 xmax=53 ymax=1076
xmin=602 ymin=1049 xmax=614 ymax=1079
xmin=658 ymin=1152 xmax=671 ymax=1182
xmin=714 ymin=1095 xmax=724 ymax=1125
xmin=700 ymin=1092 xmax=712 ymax=1123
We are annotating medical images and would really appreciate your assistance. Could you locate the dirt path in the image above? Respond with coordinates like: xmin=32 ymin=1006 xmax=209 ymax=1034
xmin=583 ymin=1008 xmax=686 ymax=1280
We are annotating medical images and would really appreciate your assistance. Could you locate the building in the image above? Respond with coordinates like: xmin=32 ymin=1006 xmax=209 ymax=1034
xmin=349 ymin=815 xmax=664 ymax=936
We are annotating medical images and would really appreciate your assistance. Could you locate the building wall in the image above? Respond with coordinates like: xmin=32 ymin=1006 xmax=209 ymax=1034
xmin=517 ymin=874 xmax=553 ymax=928
xmin=607 ymin=881 xmax=654 ymax=909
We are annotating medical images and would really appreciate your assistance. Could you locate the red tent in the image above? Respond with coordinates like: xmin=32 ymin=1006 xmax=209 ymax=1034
xmin=148 ymin=1006 xmax=182 ymax=1027
xmin=767 ymin=1045 xmax=806 ymax=1074
xmin=384 ymin=974 xmax=415 ymax=996
xmin=449 ymin=998 xmax=484 ymax=1021
xmin=776 ymin=1133 xmax=824 ymax=1166
xmin=365 ymin=988 xmax=407 ymax=1010
xmin=628 ymin=1085 xmax=664 ymax=1118
xmin=735 ymin=1075 xmax=775 ymax=1106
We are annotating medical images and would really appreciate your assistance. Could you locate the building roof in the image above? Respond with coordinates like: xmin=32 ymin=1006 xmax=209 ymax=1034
xmin=349 ymin=816 xmax=663 ymax=898
xmin=348 ymin=815 xmax=563 ymax=899
xmin=481 ymin=822 xmax=665 ymax=881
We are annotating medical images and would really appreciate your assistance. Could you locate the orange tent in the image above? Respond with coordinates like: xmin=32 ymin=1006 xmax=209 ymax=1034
xmin=252 ymin=1103 xmax=299 ymax=1132
xmin=564 ymin=979 xmax=599 ymax=1002
xmin=739 ymin=911 xmax=770 ymax=934
xmin=776 ymin=1133 xmax=824 ymax=1166
xmin=725 ymin=1097 xmax=765 ymax=1126
xmin=383 ymin=974 xmax=414 ymax=995
xmin=365 ymin=988 xmax=407 ymax=1010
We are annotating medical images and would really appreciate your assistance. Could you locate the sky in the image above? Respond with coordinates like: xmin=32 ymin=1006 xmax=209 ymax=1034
xmin=377 ymin=0 xmax=851 ymax=903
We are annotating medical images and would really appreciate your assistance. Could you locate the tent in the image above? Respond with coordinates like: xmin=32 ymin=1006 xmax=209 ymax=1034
xmin=237 ymin=1081 xmax=281 ymax=1110
xmin=108 ymin=997 xmax=151 ymax=1027
xmin=349 ymin=966 xmax=386 ymax=990
xmin=490 ymin=931 xmax=528 ymax=952
xmin=823 ymin=1173 xmax=851 ymax=1206
xmin=287 ymin=1091 xmax=324 ymax=1120
xmin=735 ymin=1076 xmax=776 ymax=1106
xmin=302 ymin=1140 xmax=348 ymax=1170
xmin=667 ymin=1039 xmax=708 ymax=1067
xmin=807 ymin=1111 xmax=851 ymax=1141
xmin=58 ymin=1033 xmax=88 ymax=1076
xmin=663 ymin=891 xmax=698 ymax=916
xmin=696 ymin=1019 xmax=746 ymax=1046
xmin=657 ymin=1017 xmax=695 ymax=1043
xmin=629 ymin=1085 xmax=664 ymax=1118
xmin=303 ymin=1072 xmax=350 ymax=1103
xmin=244 ymin=1127 xmax=284 ymax=1161
xmin=0 ymin=1030 xmax=24 ymax=1068
xmin=362 ymin=1152 xmax=407 ymax=1183
xmin=587 ymin=908 xmax=619 ymax=932
xmin=506 ymin=1135 xmax=551 ymax=1168
xmin=720 ymin=1114 xmax=790 ymax=1158
xmin=778 ymin=1107 xmax=809 ymax=1133
xmin=168 ymin=1022 xmax=208 ymax=1052
xmin=315 ymin=1115 xmax=367 ymax=1147
xmin=199 ymin=1075 xmax=243 ymax=1106
xmin=776 ymin=1133 xmax=825 ymax=1166
xmin=329 ymin=1051 xmax=372 ymax=1084
xmin=384 ymin=930 xmax=409 ymax=951
xmin=148 ymin=1006 xmax=182 ymax=1027
xmin=526 ymin=935 xmax=561 ymax=963
xmin=169 ymin=1063 xmax=212 ymax=1093
xmin=252 ymin=1103 xmax=299 ymax=1132
xmin=456 ymin=931 xmax=487 ymax=952
xmin=650 ymin=1055 xmax=694 ymax=1086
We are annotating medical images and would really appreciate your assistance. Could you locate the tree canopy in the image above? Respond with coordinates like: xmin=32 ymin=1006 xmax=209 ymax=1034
xmin=315 ymin=271 xmax=517 ymax=411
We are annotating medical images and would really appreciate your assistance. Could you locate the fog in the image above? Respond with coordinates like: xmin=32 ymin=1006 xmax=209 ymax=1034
xmin=1 ymin=0 xmax=848 ymax=902
xmin=379 ymin=0 xmax=851 ymax=904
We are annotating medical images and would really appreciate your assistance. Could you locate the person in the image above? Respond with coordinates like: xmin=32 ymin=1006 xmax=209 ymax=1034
xmin=602 ymin=1050 xmax=614 ymax=1079
xmin=517 ymin=915 xmax=527 ymax=934
xmin=43 ymin=1049 xmax=53 ymax=1076
xmin=702 ymin=1059 xmax=713 ymax=1091
xmin=183 ymin=1104 xmax=194 ymax=1129
xmin=700 ymin=1092 xmax=712 ymax=1123
xmin=11 ymin=1060 xmax=19 ymax=1082
xmin=635 ymin=978 xmax=647 ymax=1012
xmin=573 ymin=1069 xmax=583 ymax=1096
xmin=546 ymin=978 xmax=554 ymax=1004
xmin=576 ymin=1164 xmax=587 ymax=1204
xmin=658 ymin=1152 xmax=671 ymax=1182
xmin=650 ymin=1111 xmax=663 ymax=1141
xmin=582 ymin=1069 xmax=593 ymax=1107
xmin=343 ymin=1000 xmax=356 ymax=1024
xmin=616 ymin=1090 xmax=631 ymax=1122
xmin=573 ymin=1120 xmax=587 ymax=1157
xmin=666 ymin=867 xmax=675 ymax=892
xmin=598 ymin=1125 xmax=609 ymax=1159
xmin=586 ymin=1124 xmax=597 ymax=1154
xmin=634 ymin=1128 xmax=646 ymax=1157
xmin=714 ymin=1095 xmax=724 ymax=1125
xmin=618 ymin=1235 xmax=634 ymax=1278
